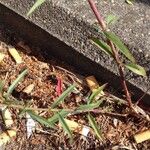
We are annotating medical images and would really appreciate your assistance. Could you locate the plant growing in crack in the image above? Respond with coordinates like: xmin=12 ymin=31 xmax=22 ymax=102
xmin=27 ymin=0 xmax=148 ymax=115
xmin=88 ymin=0 xmax=147 ymax=115
xmin=0 ymin=69 xmax=108 ymax=140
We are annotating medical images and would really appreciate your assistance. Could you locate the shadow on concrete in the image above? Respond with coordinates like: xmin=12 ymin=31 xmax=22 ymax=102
xmin=136 ymin=0 xmax=150 ymax=5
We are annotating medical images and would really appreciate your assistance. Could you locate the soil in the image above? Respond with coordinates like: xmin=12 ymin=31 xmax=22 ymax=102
xmin=0 ymin=26 xmax=150 ymax=150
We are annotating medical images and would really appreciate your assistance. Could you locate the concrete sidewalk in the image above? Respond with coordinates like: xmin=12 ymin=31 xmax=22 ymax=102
xmin=0 ymin=0 xmax=150 ymax=104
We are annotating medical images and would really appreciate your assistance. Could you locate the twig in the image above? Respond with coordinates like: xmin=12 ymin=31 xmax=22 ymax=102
xmin=0 ymin=103 xmax=127 ymax=117
xmin=135 ymin=87 xmax=150 ymax=106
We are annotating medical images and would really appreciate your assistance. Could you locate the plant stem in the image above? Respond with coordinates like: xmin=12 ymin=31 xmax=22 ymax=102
xmin=0 ymin=103 xmax=127 ymax=117
xmin=88 ymin=0 xmax=133 ymax=108
xmin=88 ymin=0 xmax=106 ymax=30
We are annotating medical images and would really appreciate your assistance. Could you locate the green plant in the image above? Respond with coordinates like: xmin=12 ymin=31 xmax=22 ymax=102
xmin=27 ymin=0 xmax=46 ymax=16
xmin=0 ymin=67 xmax=107 ymax=140
xmin=88 ymin=0 xmax=146 ymax=114
xmin=20 ymin=0 xmax=149 ymax=140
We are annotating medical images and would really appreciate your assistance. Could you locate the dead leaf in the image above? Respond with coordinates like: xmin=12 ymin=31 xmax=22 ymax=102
xmin=8 ymin=47 xmax=23 ymax=64
xmin=0 ymin=53 xmax=5 ymax=63
xmin=23 ymin=84 xmax=35 ymax=94
xmin=0 ymin=130 xmax=16 ymax=146
xmin=86 ymin=76 xmax=99 ymax=92
xmin=134 ymin=129 xmax=150 ymax=144
xmin=1 ymin=107 xmax=13 ymax=127
xmin=59 ymin=119 xmax=90 ymax=137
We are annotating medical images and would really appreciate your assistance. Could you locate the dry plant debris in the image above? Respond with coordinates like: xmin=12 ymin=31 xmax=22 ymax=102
xmin=0 ymin=130 xmax=16 ymax=146
xmin=134 ymin=130 xmax=150 ymax=144
xmin=0 ymin=31 xmax=149 ymax=149
xmin=0 ymin=53 xmax=5 ymax=63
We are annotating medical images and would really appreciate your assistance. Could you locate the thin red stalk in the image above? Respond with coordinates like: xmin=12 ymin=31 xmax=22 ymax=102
xmin=88 ymin=0 xmax=106 ymax=30
xmin=88 ymin=0 xmax=133 ymax=108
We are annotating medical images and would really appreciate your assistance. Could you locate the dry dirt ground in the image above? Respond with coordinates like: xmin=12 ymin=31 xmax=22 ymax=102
xmin=0 ymin=26 xmax=149 ymax=150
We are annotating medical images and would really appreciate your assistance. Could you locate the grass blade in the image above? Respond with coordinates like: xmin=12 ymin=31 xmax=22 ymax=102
xmin=27 ymin=0 xmax=46 ymax=16
xmin=104 ymin=31 xmax=135 ymax=63
xmin=0 ymin=80 xmax=5 ymax=94
xmin=87 ymin=113 xmax=102 ymax=140
xmin=125 ymin=63 xmax=146 ymax=77
xmin=77 ymin=101 xmax=103 ymax=111
xmin=27 ymin=110 xmax=55 ymax=129
xmin=58 ymin=113 xmax=72 ymax=139
xmin=47 ymin=110 xmax=69 ymax=126
xmin=91 ymin=38 xmax=113 ymax=56
xmin=6 ymin=69 xmax=28 ymax=98
xmin=89 ymin=83 xmax=107 ymax=103
xmin=105 ymin=14 xmax=118 ymax=26
xmin=51 ymin=84 xmax=75 ymax=108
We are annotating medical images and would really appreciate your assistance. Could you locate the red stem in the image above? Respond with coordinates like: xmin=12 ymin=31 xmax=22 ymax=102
xmin=88 ymin=0 xmax=106 ymax=30
xmin=88 ymin=0 xmax=133 ymax=108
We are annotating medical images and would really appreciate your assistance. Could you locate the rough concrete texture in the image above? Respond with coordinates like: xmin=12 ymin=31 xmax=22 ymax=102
xmin=0 ymin=0 xmax=150 ymax=102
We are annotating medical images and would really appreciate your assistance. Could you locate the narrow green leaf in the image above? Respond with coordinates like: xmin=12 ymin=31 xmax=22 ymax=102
xmin=105 ymin=14 xmax=118 ymax=26
xmin=87 ymin=113 xmax=102 ymax=140
xmin=104 ymin=31 xmax=135 ymax=63
xmin=77 ymin=101 xmax=102 ymax=111
xmin=91 ymin=38 xmax=113 ymax=56
xmin=89 ymin=83 xmax=107 ymax=104
xmin=47 ymin=110 xmax=69 ymax=126
xmin=51 ymin=84 xmax=75 ymax=108
xmin=125 ymin=0 xmax=134 ymax=5
xmin=58 ymin=114 xmax=72 ymax=139
xmin=27 ymin=0 xmax=46 ymax=16
xmin=0 ymin=80 xmax=5 ymax=94
xmin=19 ymin=107 xmax=28 ymax=118
xmin=6 ymin=69 xmax=28 ymax=98
xmin=125 ymin=63 xmax=146 ymax=77
xmin=27 ymin=110 xmax=55 ymax=129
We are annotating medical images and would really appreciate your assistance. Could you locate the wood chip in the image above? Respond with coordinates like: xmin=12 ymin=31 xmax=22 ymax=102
xmin=0 ymin=130 xmax=16 ymax=146
xmin=86 ymin=76 xmax=99 ymax=92
xmin=1 ymin=107 xmax=13 ymax=127
xmin=134 ymin=129 xmax=150 ymax=144
xmin=0 ymin=53 xmax=5 ymax=63
xmin=8 ymin=47 xmax=23 ymax=64
xmin=59 ymin=119 xmax=90 ymax=137
xmin=23 ymin=84 xmax=35 ymax=94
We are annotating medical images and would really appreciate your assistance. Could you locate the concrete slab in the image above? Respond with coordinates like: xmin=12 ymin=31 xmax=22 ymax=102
xmin=0 ymin=0 xmax=149 ymax=104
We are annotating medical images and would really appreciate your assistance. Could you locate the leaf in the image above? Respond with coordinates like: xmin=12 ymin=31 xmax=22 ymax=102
xmin=58 ymin=114 xmax=72 ymax=139
xmin=1 ymin=107 xmax=13 ymax=127
xmin=104 ymin=31 xmax=135 ymax=63
xmin=51 ymin=84 xmax=75 ymax=108
xmin=0 ymin=80 xmax=5 ymax=94
xmin=27 ymin=0 xmax=46 ymax=16
xmin=77 ymin=101 xmax=103 ymax=111
xmin=105 ymin=14 xmax=118 ymax=26
xmin=6 ymin=69 xmax=28 ymax=98
xmin=8 ymin=48 xmax=23 ymax=64
xmin=91 ymin=38 xmax=113 ymax=56
xmin=125 ymin=63 xmax=146 ymax=77
xmin=89 ymin=83 xmax=107 ymax=103
xmin=0 ymin=53 xmax=5 ymax=63
xmin=87 ymin=113 xmax=102 ymax=140
xmin=27 ymin=110 xmax=55 ymax=129
xmin=0 ymin=130 xmax=16 ymax=146
xmin=19 ymin=108 xmax=27 ymax=118
xmin=125 ymin=0 xmax=134 ymax=5
xmin=47 ymin=110 xmax=69 ymax=126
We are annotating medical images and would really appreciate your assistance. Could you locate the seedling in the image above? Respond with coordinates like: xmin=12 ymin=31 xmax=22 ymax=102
xmin=88 ymin=0 xmax=146 ymax=115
